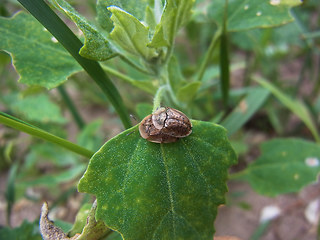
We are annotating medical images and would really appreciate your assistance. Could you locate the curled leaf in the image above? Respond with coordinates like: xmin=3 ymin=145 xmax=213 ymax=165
xmin=40 ymin=202 xmax=75 ymax=240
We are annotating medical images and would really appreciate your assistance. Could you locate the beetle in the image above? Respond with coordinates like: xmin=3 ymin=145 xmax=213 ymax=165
xmin=139 ymin=107 xmax=192 ymax=143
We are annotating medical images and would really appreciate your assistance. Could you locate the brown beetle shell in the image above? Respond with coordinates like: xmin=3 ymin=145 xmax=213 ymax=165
xmin=139 ymin=107 xmax=192 ymax=143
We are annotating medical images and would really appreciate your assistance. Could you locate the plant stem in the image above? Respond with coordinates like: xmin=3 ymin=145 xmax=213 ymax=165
xmin=0 ymin=112 xmax=94 ymax=158
xmin=152 ymin=85 xmax=167 ymax=112
xmin=102 ymin=65 xmax=139 ymax=85
xmin=57 ymin=85 xmax=85 ymax=129
xmin=18 ymin=0 xmax=131 ymax=129
xmin=197 ymin=28 xmax=222 ymax=82
xmin=101 ymin=64 xmax=157 ymax=94
xmin=119 ymin=55 xmax=153 ymax=76
xmin=5 ymin=163 xmax=18 ymax=227
xmin=220 ymin=0 xmax=230 ymax=107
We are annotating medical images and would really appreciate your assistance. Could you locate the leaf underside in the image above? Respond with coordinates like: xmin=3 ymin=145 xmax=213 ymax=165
xmin=78 ymin=120 xmax=237 ymax=240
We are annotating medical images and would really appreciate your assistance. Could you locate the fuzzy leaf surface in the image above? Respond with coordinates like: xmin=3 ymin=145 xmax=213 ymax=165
xmin=108 ymin=6 xmax=158 ymax=60
xmin=208 ymin=0 xmax=301 ymax=32
xmin=78 ymin=120 xmax=237 ymax=240
xmin=235 ymin=138 xmax=320 ymax=197
xmin=50 ymin=0 xmax=115 ymax=61
xmin=0 ymin=12 xmax=81 ymax=89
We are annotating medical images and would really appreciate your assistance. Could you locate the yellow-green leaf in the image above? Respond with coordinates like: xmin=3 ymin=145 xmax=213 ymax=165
xmin=108 ymin=6 xmax=158 ymax=60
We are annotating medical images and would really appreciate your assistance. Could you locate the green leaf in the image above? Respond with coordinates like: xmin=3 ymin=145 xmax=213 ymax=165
xmin=2 ymin=93 xmax=67 ymax=124
xmin=136 ymin=103 xmax=153 ymax=120
xmin=168 ymin=56 xmax=186 ymax=92
xmin=97 ymin=0 xmax=149 ymax=25
xmin=0 ymin=220 xmax=42 ymax=240
xmin=50 ymin=0 xmax=115 ymax=61
xmin=23 ymin=143 xmax=78 ymax=171
xmin=221 ymin=87 xmax=270 ymax=136
xmin=96 ymin=0 xmax=114 ymax=32
xmin=68 ymin=203 xmax=92 ymax=237
xmin=234 ymin=138 xmax=320 ymax=197
xmin=76 ymin=201 xmax=112 ymax=240
xmin=0 ymin=12 xmax=81 ymax=89
xmin=176 ymin=81 xmax=201 ymax=102
xmin=20 ymin=164 xmax=86 ymax=187
xmin=208 ymin=0 xmax=302 ymax=32
xmin=145 ymin=5 xmax=157 ymax=31
xmin=254 ymin=76 xmax=320 ymax=142
xmin=78 ymin=120 xmax=237 ymax=240
xmin=108 ymin=6 xmax=158 ymax=60
xmin=77 ymin=120 xmax=104 ymax=152
xmin=149 ymin=0 xmax=195 ymax=48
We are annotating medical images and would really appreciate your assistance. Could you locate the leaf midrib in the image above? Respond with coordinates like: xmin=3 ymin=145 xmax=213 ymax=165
xmin=160 ymin=144 xmax=176 ymax=238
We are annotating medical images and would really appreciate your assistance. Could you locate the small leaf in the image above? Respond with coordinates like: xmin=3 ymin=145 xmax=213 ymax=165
xmin=221 ymin=87 xmax=270 ymax=136
xmin=96 ymin=0 xmax=115 ymax=32
xmin=78 ymin=120 xmax=237 ymax=240
xmin=23 ymin=143 xmax=78 ymax=171
xmin=108 ymin=6 xmax=158 ymax=60
xmin=149 ymin=0 xmax=195 ymax=48
xmin=68 ymin=204 xmax=92 ymax=237
xmin=145 ymin=6 xmax=157 ymax=31
xmin=50 ymin=0 xmax=115 ymax=61
xmin=254 ymin=76 xmax=320 ymax=142
xmin=168 ymin=56 xmax=186 ymax=92
xmin=2 ymin=93 xmax=67 ymax=124
xmin=97 ymin=0 xmax=149 ymax=25
xmin=76 ymin=201 xmax=112 ymax=240
xmin=234 ymin=138 xmax=320 ymax=197
xmin=20 ymin=164 xmax=86 ymax=187
xmin=177 ymin=81 xmax=201 ymax=102
xmin=136 ymin=103 xmax=153 ymax=120
xmin=77 ymin=120 xmax=104 ymax=152
xmin=0 ymin=12 xmax=81 ymax=89
xmin=208 ymin=0 xmax=302 ymax=32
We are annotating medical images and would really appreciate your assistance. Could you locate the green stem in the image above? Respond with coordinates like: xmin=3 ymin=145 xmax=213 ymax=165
xmin=197 ymin=28 xmax=222 ymax=82
xmin=102 ymin=65 xmax=139 ymax=85
xmin=0 ymin=112 xmax=94 ymax=158
xmin=119 ymin=55 xmax=153 ymax=76
xmin=152 ymin=85 xmax=167 ymax=112
xmin=160 ymin=66 xmax=180 ymax=108
xmin=163 ymin=8 xmax=179 ymax=65
xmin=101 ymin=64 xmax=157 ymax=94
xmin=57 ymin=85 xmax=85 ymax=129
xmin=18 ymin=0 xmax=131 ymax=129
